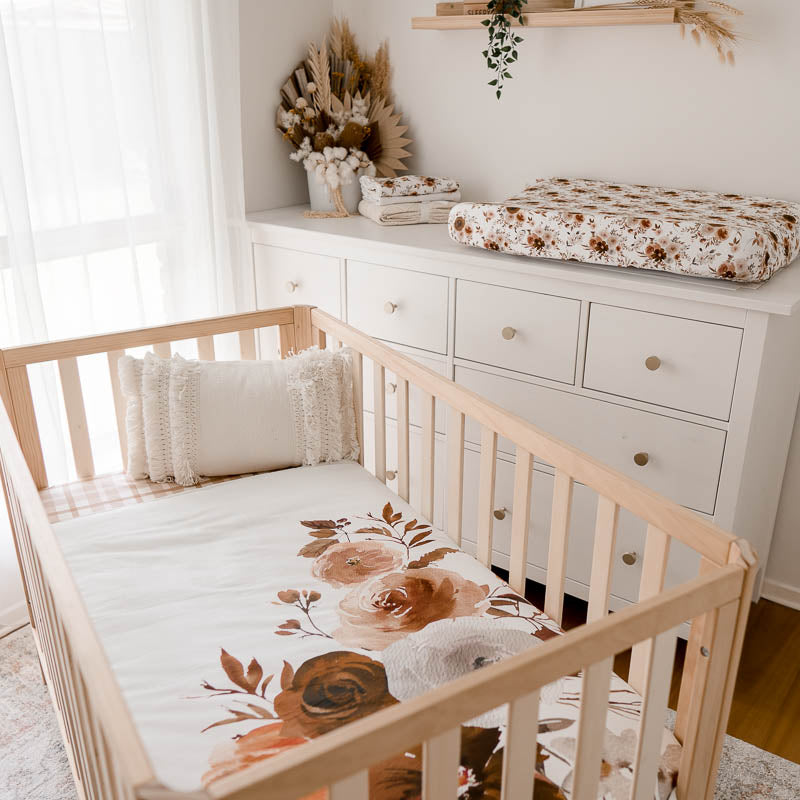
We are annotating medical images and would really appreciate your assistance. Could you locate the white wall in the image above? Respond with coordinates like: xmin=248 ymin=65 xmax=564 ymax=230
xmin=241 ymin=0 xmax=797 ymax=600
xmin=239 ymin=0 xmax=333 ymax=212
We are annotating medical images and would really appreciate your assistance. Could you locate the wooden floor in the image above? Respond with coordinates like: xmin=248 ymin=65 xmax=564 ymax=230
xmin=506 ymin=571 xmax=800 ymax=764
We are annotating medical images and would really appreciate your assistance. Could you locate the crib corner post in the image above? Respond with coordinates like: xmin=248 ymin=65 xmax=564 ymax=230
xmin=0 ymin=349 xmax=16 ymax=432
xmin=292 ymin=306 xmax=315 ymax=352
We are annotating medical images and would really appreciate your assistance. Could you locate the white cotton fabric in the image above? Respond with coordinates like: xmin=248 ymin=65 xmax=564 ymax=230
xmin=168 ymin=348 xmax=359 ymax=486
xmin=371 ymin=190 xmax=462 ymax=206
xmin=117 ymin=355 xmax=148 ymax=479
xmin=358 ymin=199 xmax=457 ymax=225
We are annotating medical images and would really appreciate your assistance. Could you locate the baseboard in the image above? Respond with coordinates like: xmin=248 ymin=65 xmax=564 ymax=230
xmin=0 ymin=600 xmax=28 ymax=639
xmin=761 ymin=578 xmax=800 ymax=611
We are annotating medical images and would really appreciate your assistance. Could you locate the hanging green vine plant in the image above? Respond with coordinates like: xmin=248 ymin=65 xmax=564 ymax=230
xmin=481 ymin=0 xmax=525 ymax=99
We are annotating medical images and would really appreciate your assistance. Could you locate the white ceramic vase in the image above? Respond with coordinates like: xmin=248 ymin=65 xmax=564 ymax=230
xmin=306 ymin=171 xmax=362 ymax=214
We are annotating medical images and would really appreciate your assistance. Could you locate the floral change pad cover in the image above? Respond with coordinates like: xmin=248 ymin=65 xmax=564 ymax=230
xmin=54 ymin=462 xmax=680 ymax=798
xmin=448 ymin=177 xmax=800 ymax=282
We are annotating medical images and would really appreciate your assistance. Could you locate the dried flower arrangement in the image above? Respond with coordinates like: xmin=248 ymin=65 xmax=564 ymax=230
xmin=483 ymin=0 xmax=743 ymax=98
xmin=277 ymin=18 xmax=412 ymax=218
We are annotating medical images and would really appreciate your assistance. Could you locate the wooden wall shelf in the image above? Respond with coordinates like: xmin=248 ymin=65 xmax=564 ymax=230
xmin=411 ymin=7 xmax=676 ymax=29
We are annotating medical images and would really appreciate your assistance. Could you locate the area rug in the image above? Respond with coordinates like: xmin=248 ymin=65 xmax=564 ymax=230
xmin=1 ymin=626 xmax=797 ymax=799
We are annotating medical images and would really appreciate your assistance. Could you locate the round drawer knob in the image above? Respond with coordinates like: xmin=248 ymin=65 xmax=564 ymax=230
xmin=645 ymin=355 xmax=661 ymax=371
xmin=493 ymin=507 xmax=507 ymax=521
xmin=285 ymin=280 xmax=298 ymax=293
xmin=633 ymin=452 xmax=649 ymax=467
xmin=386 ymin=382 xmax=397 ymax=395
xmin=384 ymin=301 xmax=397 ymax=315
xmin=386 ymin=470 xmax=397 ymax=481
xmin=501 ymin=326 xmax=516 ymax=341
xmin=621 ymin=551 xmax=638 ymax=566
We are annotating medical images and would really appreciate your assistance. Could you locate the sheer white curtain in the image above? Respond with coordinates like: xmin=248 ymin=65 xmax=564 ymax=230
xmin=0 ymin=0 xmax=250 ymax=630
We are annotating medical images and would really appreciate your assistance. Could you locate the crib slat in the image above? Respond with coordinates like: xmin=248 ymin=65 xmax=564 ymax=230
xmin=197 ymin=335 xmax=215 ymax=361
xmin=238 ymin=329 xmax=257 ymax=360
xmin=477 ymin=427 xmax=498 ymax=567
xmin=544 ymin=470 xmax=573 ymax=625
xmin=352 ymin=351 xmax=364 ymax=466
xmin=396 ymin=378 xmax=410 ymax=501
xmin=152 ymin=341 xmax=171 ymax=358
xmin=374 ymin=364 xmax=386 ymax=482
xmin=571 ymin=656 xmax=613 ymax=800
xmin=509 ymin=448 xmax=533 ymax=595
xmin=421 ymin=392 xmax=435 ymax=521
xmin=91 ymin=711 xmax=115 ymax=800
xmin=107 ymin=350 xmax=128 ymax=465
xmin=6 ymin=365 xmax=47 ymax=488
xmin=58 ymin=357 xmax=94 ymax=479
xmin=330 ymin=770 xmax=369 ymax=800
xmin=423 ymin=727 xmax=461 ymax=800
xmin=587 ymin=495 xmax=619 ymax=622
xmin=279 ymin=323 xmax=296 ymax=358
xmin=312 ymin=325 xmax=327 ymax=349
xmin=628 ymin=525 xmax=672 ymax=693
xmin=446 ymin=407 xmax=465 ymax=546
xmin=630 ymin=627 xmax=679 ymax=800
xmin=500 ymin=690 xmax=540 ymax=800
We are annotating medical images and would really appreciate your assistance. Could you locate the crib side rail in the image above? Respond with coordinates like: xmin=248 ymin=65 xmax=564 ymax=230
xmin=310 ymin=309 xmax=736 ymax=565
xmin=0 ymin=398 xmax=155 ymax=799
xmin=195 ymin=564 xmax=744 ymax=800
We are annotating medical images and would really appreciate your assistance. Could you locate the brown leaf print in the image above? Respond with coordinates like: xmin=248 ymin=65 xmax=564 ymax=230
xmin=220 ymin=649 xmax=262 ymax=693
xmin=311 ymin=540 xmax=404 ymax=587
xmin=406 ymin=546 xmax=458 ymax=569
xmin=273 ymin=651 xmax=398 ymax=738
xmin=334 ymin=568 xmax=489 ymax=650
xmin=297 ymin=539 xmax=335 ymax=558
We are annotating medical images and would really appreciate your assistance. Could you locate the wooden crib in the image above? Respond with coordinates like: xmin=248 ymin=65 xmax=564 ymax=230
xmin=0 ymin=304 xmax=756 ymax=800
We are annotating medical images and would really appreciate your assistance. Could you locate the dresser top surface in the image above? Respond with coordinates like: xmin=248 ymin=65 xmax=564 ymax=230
xmin=248 ymin=206 xmax=800 ymax=316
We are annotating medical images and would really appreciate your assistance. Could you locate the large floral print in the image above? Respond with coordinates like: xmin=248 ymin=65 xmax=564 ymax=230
xmin=448 ymin=177 xmax=800 ymax=283
xmin=194 ymin=499 xmax=678 ymax=799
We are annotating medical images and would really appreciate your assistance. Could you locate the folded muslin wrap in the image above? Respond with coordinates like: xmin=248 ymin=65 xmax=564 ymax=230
xmin=358 ymin=199 xmax=457 ymax=226
xmin=372 ymin=189 xmax=462 ymax=206
xmin=360 ymin=174 xmax=460 ymax=204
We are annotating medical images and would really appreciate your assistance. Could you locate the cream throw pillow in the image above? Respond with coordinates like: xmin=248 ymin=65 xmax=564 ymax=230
xmin=117 ymin=355 xmax=148 ymax=479
xmin=169 ymin=347 xmax=359 ymax=486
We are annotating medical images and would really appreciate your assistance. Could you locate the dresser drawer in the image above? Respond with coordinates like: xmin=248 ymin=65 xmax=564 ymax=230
xmin=457 ymin=451 xmax=700 ymax=605
xmin=347 ymin=261 xmax=449 ymax=354
xmin=362 ymin=347 xmax=448 ymax=433
xmin=254 ymin=245 xmax=340 ymax=313
xmin=583 ymin=304 xmax=742 ymax=420
xmin=455 ymin=280 xmax=580 ymax=384
xmin=456 ymin=366 xmax=725 ymax=514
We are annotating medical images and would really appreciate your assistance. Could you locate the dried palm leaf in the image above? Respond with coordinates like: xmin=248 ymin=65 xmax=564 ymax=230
xmin=306 ymin=39 xmax=332 ymax=115
xmin=368 ymin=96 xmax=412 ymax=178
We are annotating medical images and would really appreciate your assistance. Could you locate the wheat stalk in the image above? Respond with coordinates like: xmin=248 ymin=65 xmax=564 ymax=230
xmin=371 ymin=40 xmax=392 ymax=103
xmin=306 ymin=38 xmax=332 ymax=115
xmin=329 ymin=17 xmax=345 ymax=60
xmin=566 ymin=1 xmax=741 ymax=62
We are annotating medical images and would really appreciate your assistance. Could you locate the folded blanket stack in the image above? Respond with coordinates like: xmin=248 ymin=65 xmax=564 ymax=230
xmin=359 ymin=174 xmax=461 ymax=225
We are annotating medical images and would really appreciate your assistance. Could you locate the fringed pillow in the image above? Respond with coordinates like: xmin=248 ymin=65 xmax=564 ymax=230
xmin=169 ymin=347 xmax=359 ymax=486
xmin=118 ymin=353 xmax=172 ymax=482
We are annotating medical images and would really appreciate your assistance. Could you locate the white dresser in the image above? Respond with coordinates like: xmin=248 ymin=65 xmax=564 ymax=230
xmin=249 ymin=206 xmax=800 ymax=610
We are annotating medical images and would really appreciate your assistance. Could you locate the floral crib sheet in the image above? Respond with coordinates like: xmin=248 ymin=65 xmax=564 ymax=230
xmin=448 ymin=177 xmax=800 ymax=283
xmin=53 ymin=462 xmax=680 ymax=799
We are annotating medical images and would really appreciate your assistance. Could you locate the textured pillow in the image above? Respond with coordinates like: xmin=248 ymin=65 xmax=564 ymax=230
xmin=169 ymin=347 xmax=359 ymax=486
xmin=117 ymin=355 xmax=148 ymax=479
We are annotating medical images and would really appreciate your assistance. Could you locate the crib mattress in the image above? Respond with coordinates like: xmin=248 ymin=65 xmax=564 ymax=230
xmin=53 ymin=462 xmax=680 ymax=798
xmin=448 ymin=177 xmax=800 ymax=282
